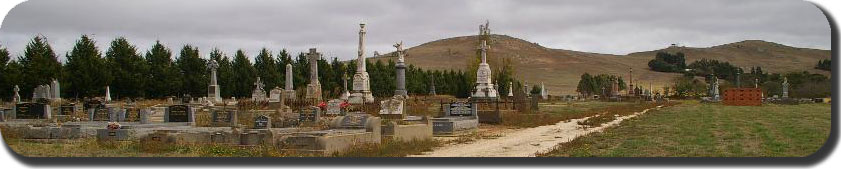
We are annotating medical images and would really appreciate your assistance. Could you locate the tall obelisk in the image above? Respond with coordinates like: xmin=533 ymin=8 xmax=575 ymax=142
xmin=350 ymin=22 xmax=374 ymax=104
xmin=284 ymin=63 xmax=295 ymax=101
xmin=471 ymin=40 xmax=499 ymax=98
xmin=394 ymin=41 xmax=407 ymax=97
xmin=305 ymin=48 xmax=322 ymax=103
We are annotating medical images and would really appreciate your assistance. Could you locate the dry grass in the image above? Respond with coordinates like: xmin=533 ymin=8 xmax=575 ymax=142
xmin=334 ymin=138 xmax=442 ymax=157
xmin=499 ymin=101 xmax=661 ymax=128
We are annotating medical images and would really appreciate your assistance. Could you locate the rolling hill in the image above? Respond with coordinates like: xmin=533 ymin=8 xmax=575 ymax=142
xmin=370 ymin=35 xmax=831 ymax=95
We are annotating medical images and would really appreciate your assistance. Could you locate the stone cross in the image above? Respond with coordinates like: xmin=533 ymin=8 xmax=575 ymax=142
xmin=254 ymin=77 xmax=264 ymax=91
xmin=307 ymin=48 xmax=321 ymax=85
xmin=394 ymin=41 xmax=405 ymax=63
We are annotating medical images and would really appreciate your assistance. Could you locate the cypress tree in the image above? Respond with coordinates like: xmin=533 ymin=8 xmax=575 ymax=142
xmin=19 ymin=36 xmax=62 ymax=98
xmin=105 ymin=37 xmax=147 ymax=99
xmin=176 ymin=45 xmax=207 ymax=97
xmin=231 ymin=50 xmax=255 ymax=98
xmin=64 ymin=35 xmax=109 ymax=98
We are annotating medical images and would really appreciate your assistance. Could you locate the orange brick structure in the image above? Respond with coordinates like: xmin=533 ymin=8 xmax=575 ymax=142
xmin=723 ymin=88 xmax=763 ymax=106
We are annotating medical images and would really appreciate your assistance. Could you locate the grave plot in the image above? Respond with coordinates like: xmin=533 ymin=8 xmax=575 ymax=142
xmin=471 ymin=98 xmax=518 ymax=124
xmin=281 ymin=113 xmax=382 ymax=155
xmin=379 ymin=97 xmax=433 ymax=141
xmin=21 ymin=124 xmax=83 ymax=140
xmin=15 ymin=102 xmax=50 ymax=120
xmin=209 ymin=108 xmax=237 ymax=127
xmin=165 ymin=104 xmax=195 ymax=123
xmin=432 ymin=101 xmax=479 ymax=136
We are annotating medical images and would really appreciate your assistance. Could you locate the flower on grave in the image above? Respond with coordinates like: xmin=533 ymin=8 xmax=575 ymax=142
xmin=317 ymin=101 xmax=327 ymax=110
xmin=107 ymin=122 xmax=121 ymax=130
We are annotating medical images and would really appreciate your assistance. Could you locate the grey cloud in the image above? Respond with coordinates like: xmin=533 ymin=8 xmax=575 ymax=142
xmin=0 ymin=0 xmax=830 ymax=61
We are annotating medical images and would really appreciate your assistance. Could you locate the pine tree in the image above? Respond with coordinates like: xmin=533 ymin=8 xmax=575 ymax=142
xmin=231 ymin=50 xmax=255 ymax=98
xmin=64 ymin=35 xmax=109 ymax=98
xmin=19 ymin=36 xmax=62 ymax=98
xmin=254 ymin=48 xmax=281 ymax=91
xmin=0 ymin=45 xmax=11 ymax=99
xmin=176 ymin=45 xmax=207 ymax=97
xmin=105 ymin=37 xmax=147 ymax=99
xmin=145 ymin=41 xmax=181 ymax=98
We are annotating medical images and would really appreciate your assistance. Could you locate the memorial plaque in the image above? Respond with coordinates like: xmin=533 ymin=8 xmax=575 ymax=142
xmin=166 ymin=105 xmax=191 ymax=122
xmin=212 ymin=110 xmax=233 ymax=123
xmin=338 ymin=114 xmax=370 ymax=129
xmin=59 ymin=104 xmax=76 ymax=116
xmin=299 ymin=107 xmax=320 ymax=123
xmin=15 ymin=103 xmax=46 ymax=119
xmin=447 ymin=102 xmax=476 ymax=116
xmin=254 ymin=115 xmax=270 ymax=129
xmin=325 ymin=99 xmax=344 ymax=115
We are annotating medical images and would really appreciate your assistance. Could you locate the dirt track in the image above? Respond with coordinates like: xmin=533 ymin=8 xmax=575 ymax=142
xmin=410 ymin=107 xmax=659 ymax=157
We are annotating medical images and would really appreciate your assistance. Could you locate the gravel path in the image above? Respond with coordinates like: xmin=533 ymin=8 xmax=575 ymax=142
xmin=410 ymin=107 xmax=659 ymax=157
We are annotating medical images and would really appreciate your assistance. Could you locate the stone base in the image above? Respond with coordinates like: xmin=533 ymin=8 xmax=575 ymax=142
xmin=348 ymin=92 xmax=374 ymax=104
xmin=306 ymin=84 xmax=322 ymax=103
xmin=96 ymin=129 xmax=135 ymax=142
xmin=432 ymin=116 xmax=479 ymax=136
xmin=382 ymin=117 xmax=433 ymax=141
xmin=23 ymin=125 xmax=82 ymax=139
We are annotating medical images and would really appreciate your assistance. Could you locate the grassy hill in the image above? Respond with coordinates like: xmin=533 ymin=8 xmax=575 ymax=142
xmin=370 ymin=35 xmax=831 ymax=95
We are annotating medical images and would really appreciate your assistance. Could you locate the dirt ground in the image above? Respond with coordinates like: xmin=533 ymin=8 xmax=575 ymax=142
xmin=410 ymin=106 xmax=660 ymax=157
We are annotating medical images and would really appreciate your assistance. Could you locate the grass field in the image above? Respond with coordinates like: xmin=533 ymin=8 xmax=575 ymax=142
xmin=538 ymin=101 xmax=832 ymax=157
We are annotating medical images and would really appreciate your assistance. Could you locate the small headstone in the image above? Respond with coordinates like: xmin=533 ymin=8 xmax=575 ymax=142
xmin=211 ymin=109 xmax=237 ymax=127
xmin=378 ymin=97 xmax=405 ymax=120
xmin=0 ymin=109 xmax=6 ymax=122
xmin=59 ymin=103 xmax=77 ymax=116
xmin=15 ymin=102 xmax=50 ymax=119
xmin=269 ymin=87 xmax=283 ymax=103
xmin=336 ymin=113 xmax=371 ymax=129
xmin=444 ymin=102 xmax=476 ymax=117
xmin=299 ymin=106 xmax=321 ymax=124
xmin=325 ymin=99 xmax=345 ymax=116
xmin=254 ymin=115 xmax=271 ymax=129
xmin=139 ymin=108 xmax=151 ymax=124
xmin=165 ymin=105 xmax=194 ymax=122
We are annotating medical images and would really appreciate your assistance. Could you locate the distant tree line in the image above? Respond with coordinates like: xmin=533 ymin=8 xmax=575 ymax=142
xmin=575 ymin=73 xmax=626 ymax=97
xmin=0 ymin=35 xmax=519 ymax=101
xmin=816 ymin=59 xmax=831 ymax=71
xmin=647 ymin=52 xmax=687 ymax=73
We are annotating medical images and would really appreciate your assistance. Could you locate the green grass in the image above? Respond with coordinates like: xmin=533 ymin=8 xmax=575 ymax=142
xmin=537 ymin=101 xmax=831 ymax=157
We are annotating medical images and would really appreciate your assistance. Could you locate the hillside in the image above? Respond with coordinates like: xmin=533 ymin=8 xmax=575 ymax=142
xmin=370 ymin=35 xmax=831 ymax=95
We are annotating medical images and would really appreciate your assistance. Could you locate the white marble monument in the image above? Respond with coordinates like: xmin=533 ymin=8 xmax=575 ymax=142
xmin=207 ymin=60 xmax=222 ymax=103
xmin=471 ymin=39 xmax=498 ymax=98
xmin=305 ymin=48 xmax=322 ymax=103
xmin=284 ymin=63 xmax=296 ymax=101
xmin=350 ymin=22 xmax=375 ymax=104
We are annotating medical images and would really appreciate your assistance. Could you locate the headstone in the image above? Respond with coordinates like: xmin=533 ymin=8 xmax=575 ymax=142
xmin=165 ymin=105 xmax=194 ymax=122
xmin=251 ymin=77 xmax=267 ymax=102
xmin=299 ymin=106 xmax=321 ymax=124
xmin=211 ymin=109 xmax=237 ymax=127
xmin=336 ymin=113 xmax=371 ymax=129
xmin=541 ymin=82 xmax=549 ymax=99
xmin=254 ymin=115 xmax=271 ymax=129
xmin=379 ymin=97 xmax=405 ymax=120
xmin=444 ymin=102 xmax=476 ymax=117
xmin=207 ymin=60 xmax=222 ymax=103
xmin=0 ymin=109 xmax=5 ymax=122
xmin=15 ymin=102 xmax=50 ymax=119
xmin=305 ymin=48 xmax=323 ymax=103
xmin=471 ymin=28 xmax=498 ymax=98
xmin=340 ymin=75 xmax=350 ymax=100
xmin=107 ymin=106 xmax=125 ymax=122
xmin=32 ymin=85 xmax=50 ymax=101
xmin=12 ymin=85 xmax=21 ymax=103
xmin=139 ymin=108 xmax=151 ymax=124
xmin=350 ymin=22 xmax=374 ymax=103
xmin=59 ymin=103 xmax=77 ymax=116
xmin=325 ymin=99 xmax=345 ymax=116
xmin=51 ymin=79 xmax=61 ymax=102
xmin=507 ymin=82 xmax=514 ymax=97
xmin=269 ymin=87 xmax=283 ymax=103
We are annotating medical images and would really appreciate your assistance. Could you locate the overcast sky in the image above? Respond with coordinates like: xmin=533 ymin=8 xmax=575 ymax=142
xmin=0 ymin=0 xmax=831 ymax=62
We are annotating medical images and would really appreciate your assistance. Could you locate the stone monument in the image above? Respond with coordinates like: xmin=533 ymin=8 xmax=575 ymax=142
xmin=340 ymin=74 xmax=350 ymax=100
xmin=305 ymin=48 xmax=323 ymax=103
xmin=429 ymin=77 xmax=436 ymax=95
xmin=207 ymin=60 xmax=222 ymax=103
xmin=782 ymin=77 xmax=789 ymax=98
xmin=540 ymin=82 xmax=548 ymax=99
xmin=709 ymin=75 xmax=720 ymax=100
xmin=394 ymin=41 xmax=408 ymax=97
xmin=471 ymin=39 xmax=498 ymax=98
xmin=12 ymin=85 xmax=20 ymax=103
xmin=507 ymin=82 xmax=514 ymax=97
xmin=105 ymin=86 xmax=112 ymax=102
xmin=251 ymin=77 xmax=267 ymax=102
xmin=51 ymin=79 xmax=61 ymax=102
xmin=350 ymin=22 xmax=374 ymax=104
xmin=284 ymin=63 xmax=296 ymax=101
xmin=269 ymin=87 xmax=283 ymax=103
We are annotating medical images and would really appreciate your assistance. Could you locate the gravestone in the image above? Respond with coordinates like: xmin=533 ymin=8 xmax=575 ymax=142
xmin=251 ymin=77 xmax=267 ymax=102
xmin=210 ymin=109 xmax=237 ymax=127
xmin=107 ymin=106 xmax=125 ymax=122
xmin=444 ymin=102 xmax=476 ymax=117
xmin=299 ymin=106 xmax=321 ymax=124
xmin=325 ymin=99 xmax=345 ymax=116
xmin=269 ymin=87 xmax=283 ymax=103
xmin=0 ymin=109 xmax=6 ymax=122
xmin=335 ymin=113 xmax=371 ymax=129
xmin=123 ymin=107 xmax=141 ymax=122
xmin=139 ymin=108 xmax=151 ymax=124
xmin=59 ymin=103 xmax=77 ymax=116
xmin=165 ymin=105 xmax=194 ymax=122
xmin=15 ymin=102 xmax=50 ymax=119
xmin=378 ymin=97 xmax=405 ymax=120
xmin=254 ymin=115 xmax=271 ymax=129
